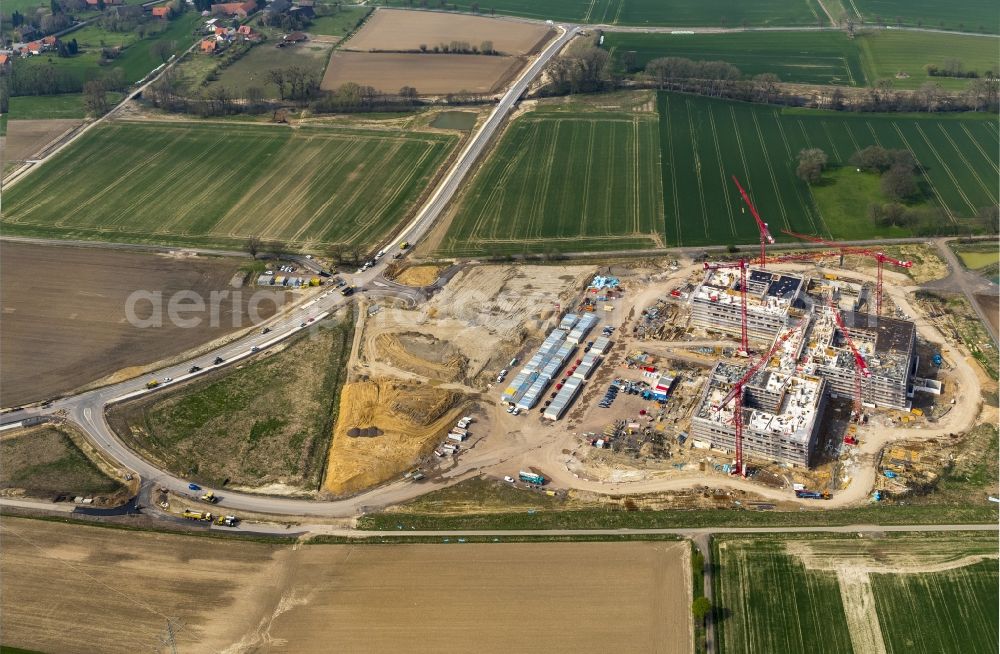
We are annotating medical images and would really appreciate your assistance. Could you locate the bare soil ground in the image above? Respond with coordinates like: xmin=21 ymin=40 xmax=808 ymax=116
xmin=322 ymin=378 xmax=467 ymax=495
xmin=0 ymin=517 xmax=691 ymax=654
xmin=394 ymin=264 xmax=444 ymax=286
xmin=0 ymin=241 xmax=288 ymax=407
xmin=321 ymin=51 xmax=521 ymax=95
xmin=344 ymin=8 xmax=552 ymax=55
xmin=974 ymin=293 xmax=998 ymax=334
xmin=1 ymin=119 xmax=81 ymax=164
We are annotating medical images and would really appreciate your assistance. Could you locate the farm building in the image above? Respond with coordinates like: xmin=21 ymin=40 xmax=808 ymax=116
xmin=151 ymin=6 xmax=170 ymax=17
xmin=283 ymin=31 xmax=308 ymax=43
xmin=211 ymin=0 xmax=256 ymax=17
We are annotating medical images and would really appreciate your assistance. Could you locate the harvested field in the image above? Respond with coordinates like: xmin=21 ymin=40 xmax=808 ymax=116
xmin=344 ymin=8 xmax=552 ymax=55
xmin=2 ymin=120 xmax=456 ymax=250
xmin=0 ymin=241 xmax=287 ymax=407
xmin=0 ymin=517 xmax=692 ymax=654
xmin=0 ymin=423 xmax=126 ymax=501
xmin=323 ymin=378 xmax=466 ymax=495
xmin=1 ymin=119 xmax=81 ymax=164
xmin=107 ymin=317 xmax=352 ymax=493
xmin=322 ymin=51 xmax=521 ymax=95
xmin=393 ymin=264 xmax=444 ymax=286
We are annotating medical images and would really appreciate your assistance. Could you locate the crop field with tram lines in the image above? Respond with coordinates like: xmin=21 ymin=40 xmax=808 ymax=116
xmin=658 ymin=92 xmax=1000 ymax=247
xmin=872 ymin=560 xmax=999 ymax=654
xmin=383 ymin=0 xmax=826 ymax=26
xmin=603 ymin=31 xmax=868 ymax=86
xmin=1 ymin=120 xmax=456 ymax=250
xmin=714 ymin=533 xmax=998 ymax=654
xmin=439 ymin=110 xmax=665 ymax=256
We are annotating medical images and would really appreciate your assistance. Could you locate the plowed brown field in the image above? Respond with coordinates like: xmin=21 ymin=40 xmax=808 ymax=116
xmin=0 ymin=241 xmax=287 ymax=407
xmin=0 ymin=517 xmax=693 ymax=654
xmin=345 ymin=8 xmax=552 ymax=55
xmin=322 ymin=51 xmax=521 ymax=95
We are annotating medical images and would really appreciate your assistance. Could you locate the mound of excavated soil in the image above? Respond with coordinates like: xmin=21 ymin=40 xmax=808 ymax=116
xmin=323 ymin=379 xmax=465 ymax=495
xmin=372 ymin=332 xmax=467 ymax=382
xmin=395 ymin=265 xmax=444 ymax=287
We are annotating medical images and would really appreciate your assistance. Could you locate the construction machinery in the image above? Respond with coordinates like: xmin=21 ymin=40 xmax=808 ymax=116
xmin=713 ymin=317 xmax=808 ymax=477
xmin=182 ymin=510 xmax=213 ymax=521
xmin=215 ymin=515 xmax=239 ymax=527
xmin=828 ymin=298 xmax=872 ymax=422
xmin=704 ymin=259 xmax=751 ymax=356
xmin=200 ymin=491 xmax=219 ymax=504
xmin=782 ymin=230 xmax=913 ymax=315
xmin=731 ymin=176 xmax=774 ymax=267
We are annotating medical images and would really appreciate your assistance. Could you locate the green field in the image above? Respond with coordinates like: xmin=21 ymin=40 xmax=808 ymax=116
xmin=440 ymin=109 xmax=664 ymax=255
xmin=856 ymin=31 xmax=1000 ymax=89
xmin=713 ymin=538 xmax=854 ymax=654
xmin=385 ymin=0 xmax=827 ymax=26
xmin=873 ymin=560 xmax=999 ymax=654
xmin=208 ymin=40 xmax=334 ymax=98
xmin=658 ymin=93 xmax=999 ymax=246
xmin=17 ymin=12 xmax=200 ymax=85
xmin=0 ymin=425 xmax=124 ymax=498
xmin=108 ymin=318 xmax=353 ymax=490
xmin=851 ymin=0 xmax=999 ymax=34
xmin=604 ymin=31 xmax=867 ymax=85
xmin=714 ymin=533 xmax=998 ymax=654
xmin=2 ymin=120 xmax=456 ymax=250
xmin=5 ymin=91 xmax=126 ymax=120
xmin=308 ymin=5 xmax=372 ymax=36
xmin=440 ymin=92 xmax=998 ymax=253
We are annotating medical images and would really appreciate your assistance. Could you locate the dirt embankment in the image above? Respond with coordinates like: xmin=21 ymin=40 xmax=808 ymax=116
xmin=371 ymin=331 xmax=468 ymax=382
xmin=323 ymin=379 xmax=466 ymax=496
xmin=393 ymin=264 xmax=444 ymax=287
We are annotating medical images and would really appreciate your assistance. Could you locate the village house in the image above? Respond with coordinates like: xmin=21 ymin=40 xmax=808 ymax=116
xmin=200 ymin=38 xmax=217 ymax=53
xmin=211 ymin=0 xmax=256 ymax=18
xmin=151 ymin=6 xmax=171 ymax=18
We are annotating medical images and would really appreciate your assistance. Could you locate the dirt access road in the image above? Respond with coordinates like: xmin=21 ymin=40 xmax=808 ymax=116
xmin=0 ymin=516 xmax=692 ymax=654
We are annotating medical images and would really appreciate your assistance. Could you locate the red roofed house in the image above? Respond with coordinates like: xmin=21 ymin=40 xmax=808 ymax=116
xmin=200 ymin=38 xmax=217 ymax=53
xmin=25 ymin=41 xmax=43 ymax=55
xmin=237 ymin=24 xmax=255 ymax=38
xmin=0 ymin=54 xmax=10 ymax=71
xmin=151 ymin=6 xmax=170 ymax=17
xmin=213 ymin=25 xmax=228 ymax=36
xmin=41 ymin=35 xmax=58 ymax=47
xmin=211 ymin=0 xmax=255 ymax=18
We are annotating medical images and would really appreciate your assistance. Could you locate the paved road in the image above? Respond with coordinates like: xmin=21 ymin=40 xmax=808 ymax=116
xmin=0 ymin=25 xmax=579 ymax=518
xmin=926 ymin=238 xmax=999 ymax=345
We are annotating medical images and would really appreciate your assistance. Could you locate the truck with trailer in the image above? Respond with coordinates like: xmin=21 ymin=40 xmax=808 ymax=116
xmin=794 ymin=489 xmax=831 ymax=500
xmin=518 ymin=470 xmax=546 ymax=485
xmin=182 ymin=510 xmax=213 ymax=521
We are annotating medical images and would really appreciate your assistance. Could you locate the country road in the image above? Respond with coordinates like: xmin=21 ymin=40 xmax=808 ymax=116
xmin=0 ymin=24 xmax=581 ymax=519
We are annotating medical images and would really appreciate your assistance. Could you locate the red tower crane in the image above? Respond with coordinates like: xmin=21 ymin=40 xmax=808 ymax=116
xmin=703 ymin=250 xmax=842 ymax=356
xmin=704 ymin=259 xmax=750 ymax=356
xmin=732 ymin=176 xmax=774 ymax=268
xmin=781 ymin=230 xmax=913 ymax=315
xmin=827 ymin=298 xmax=872 ymax=422
xmin=713 ymin=317 xmax=808 ymax=477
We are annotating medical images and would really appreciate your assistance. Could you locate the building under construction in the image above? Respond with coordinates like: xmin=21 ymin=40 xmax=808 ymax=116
xmin=801 ymin=306 xmax=915 ymax=410
xmin=688 ymin=270 xmax=916 ymax=466
xmin=690 ymin=268 xmax=807 ymax=342
xmin=690 ymin=319 xmax=827 ymax=467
